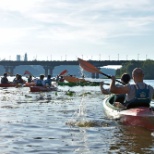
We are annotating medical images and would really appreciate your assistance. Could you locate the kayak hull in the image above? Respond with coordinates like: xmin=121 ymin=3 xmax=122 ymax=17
xmin=0 ymin=82 xmax=35 ymax=87
xmin=0 ymin=83 xmax=16 ymax=87
xmin=30 ymin=86 xmax=57 ymax=92
xmin=103 ymin=96 xmax=154 ymax=130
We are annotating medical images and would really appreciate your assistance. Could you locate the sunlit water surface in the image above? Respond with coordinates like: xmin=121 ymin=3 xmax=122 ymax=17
xmin=0 ymin=79 xmax=154 ymax=153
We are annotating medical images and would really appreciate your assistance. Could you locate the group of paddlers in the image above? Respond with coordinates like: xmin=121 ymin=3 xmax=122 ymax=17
xmin=0 ymin=72 xmax=65 ymax=87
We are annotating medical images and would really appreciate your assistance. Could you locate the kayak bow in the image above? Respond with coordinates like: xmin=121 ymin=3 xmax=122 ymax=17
xmin=103 ymin=95 xmax=154 ymax=130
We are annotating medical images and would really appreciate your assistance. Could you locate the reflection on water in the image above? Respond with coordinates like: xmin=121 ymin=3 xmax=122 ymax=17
xmin=0 ymin=80 xmax=154 ymax=153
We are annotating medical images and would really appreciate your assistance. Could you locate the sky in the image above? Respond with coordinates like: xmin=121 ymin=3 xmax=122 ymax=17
xmin=0 ymin=0 xmax=154 ymax=61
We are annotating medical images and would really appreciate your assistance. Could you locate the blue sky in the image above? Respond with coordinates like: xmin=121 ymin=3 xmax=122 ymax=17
xmin=0 ymin=0 xmax=154 ymax=61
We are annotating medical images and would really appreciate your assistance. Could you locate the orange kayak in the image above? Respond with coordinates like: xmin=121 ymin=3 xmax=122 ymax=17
xmin=30 ymin=86 xmax=57 ymax=92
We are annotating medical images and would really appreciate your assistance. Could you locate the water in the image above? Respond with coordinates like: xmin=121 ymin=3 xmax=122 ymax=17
xmin=0 ymin=79 xmax=154 ymax=153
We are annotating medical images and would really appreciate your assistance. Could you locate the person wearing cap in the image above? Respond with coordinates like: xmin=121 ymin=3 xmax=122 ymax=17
xmin=110 ymin=68 xmax=154 ymax=108
xmin=1 ymin=73 xmax=9 ymax=84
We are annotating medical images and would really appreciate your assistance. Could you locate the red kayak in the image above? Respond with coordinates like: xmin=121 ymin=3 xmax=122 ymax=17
xmin=0 ymin=83 xmax=16 ymax=87
xmin=103 ymin=95 xmax=154 ymax=131
xmin=0 ymin=82 xmax=35 ymax=87
xmin=30 ymin=86 xmax=57 ymax=92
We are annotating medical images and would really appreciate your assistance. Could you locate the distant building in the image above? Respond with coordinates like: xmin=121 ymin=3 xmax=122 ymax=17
xmin=16 ymin=55 xmax=21 ymax=61
xmin=24 ymin=53 xmax=28 ymax=61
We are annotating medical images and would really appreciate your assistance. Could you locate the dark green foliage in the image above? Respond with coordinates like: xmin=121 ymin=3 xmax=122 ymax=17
xmin=58 ymin=82 xmax=100 ymax=87
xmin=116 ymin=60 xmax=154 ymax=79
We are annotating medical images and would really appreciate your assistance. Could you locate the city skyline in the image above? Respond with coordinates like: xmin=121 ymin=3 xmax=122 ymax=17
xmin=0 ymin=1 xmax=154 ymax=61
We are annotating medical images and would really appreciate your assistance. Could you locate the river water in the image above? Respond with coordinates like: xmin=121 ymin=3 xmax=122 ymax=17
xmin=0 ymin=79 xmax=154 ymax=154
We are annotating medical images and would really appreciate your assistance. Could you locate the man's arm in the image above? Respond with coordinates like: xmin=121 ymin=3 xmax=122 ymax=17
xmin=110 ymin=76 xmax=129 ymax=94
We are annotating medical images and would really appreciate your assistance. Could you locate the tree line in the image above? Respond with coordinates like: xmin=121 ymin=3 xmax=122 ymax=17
xmin=116 ymin=59 xmax=154 ymax=79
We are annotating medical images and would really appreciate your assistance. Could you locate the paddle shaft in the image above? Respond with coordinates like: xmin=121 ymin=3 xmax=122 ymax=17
xmin=99 ymin=72 xmax=124 ymax=85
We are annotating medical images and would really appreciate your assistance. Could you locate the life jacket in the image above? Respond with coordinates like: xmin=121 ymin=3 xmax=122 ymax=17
xmin=18 ymin=79 xmax=24 ymax=84
xmin=36 ymin=80 xmax=44 ymax=86
xmin=44 ymin=79 xmax=52 ymax=86
xmin=126 ymin=84 xmax=151 ymax=108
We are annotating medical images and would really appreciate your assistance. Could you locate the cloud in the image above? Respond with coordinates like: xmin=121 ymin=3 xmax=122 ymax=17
xmin=0 ymin=0 xmax=154 ymax=60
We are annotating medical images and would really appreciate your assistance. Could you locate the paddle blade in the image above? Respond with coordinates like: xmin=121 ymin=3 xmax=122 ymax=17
xmin=23 ymin=70 xmax=32 ymax=75
xmin=63 ymin=76 xmax=85 ymax=83
xmin=78 ymin=58 xmax=124 ymax=85
xmin=78 ymin=58 xmax=101 ymax=73
xmin=78 ymin=58 xmax=112 ymax=79
xmin=59 ymin=70 xmax=68 ymax=76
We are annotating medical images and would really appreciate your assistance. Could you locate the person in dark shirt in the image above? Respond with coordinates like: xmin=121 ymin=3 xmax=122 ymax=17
xmin=13 ymin=74 xmax=19 ymax=84
xmin=36 ymin=74 xmax=45 ymax=86
xmin=17 ymin=75 xmax=25 ymax=84
xmin=44 ymin=75 xmax=52 ymax=86
xmin=28 ymin=75 xmax=33 ymax=83
xmin=1 ymin=73 xmax=9 ymax=84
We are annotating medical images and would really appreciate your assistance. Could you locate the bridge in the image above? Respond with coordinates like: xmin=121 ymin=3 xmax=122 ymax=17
xmin=0 ymin=60 xmax=142 ymax=77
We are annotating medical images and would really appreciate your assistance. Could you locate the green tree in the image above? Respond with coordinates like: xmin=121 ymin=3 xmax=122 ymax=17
xmin=116 ymin=60 xmax=154 ymax=79
xmin=142 ymin=60 xmax=154 ymax=79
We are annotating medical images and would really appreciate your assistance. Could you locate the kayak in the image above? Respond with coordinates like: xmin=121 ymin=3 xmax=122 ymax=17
xmin=24 ymin=82 xmax=36 ymax=87
xmin=58 ymin=81 xmax=101 ymax=87
xmin=0 ymin=83 xmax=24 ymax=87
xmin=30 ymin=86 xmax=57 ymax=92
xmin=103 ymin=95 xmax=154 ymax=131
xmin=0 ymin=82 xmax=37 ymax=87
xmin=0 ymin=83 xmax=17 ymax=87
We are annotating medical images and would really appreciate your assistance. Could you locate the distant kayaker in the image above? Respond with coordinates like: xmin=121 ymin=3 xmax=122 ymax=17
xmin=55 ymin=75 xmax=60 ymax=82
xmin=17 ymin=75 xmax=25 ymax=84
xmin=110 ymin=68 xmax=154 ymax=108
xmin=44 ymin=75 xmax=52 ymax=86
xmin=27 ymin=75 xmax=33 ymax=83
xmin=1 ymin=73 xmax=9 ymax=84
xmin=59 ymin=76 xmax=64 ymax=82
xmin=36 ymin=74 xmax=45 ymax=86
xmin=13 ymin=74 xmax=19 ymax=84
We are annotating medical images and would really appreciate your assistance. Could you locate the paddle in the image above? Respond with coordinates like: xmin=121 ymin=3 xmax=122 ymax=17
xmin=78 ymin=58 xmax=124 ymax=85
xmin=63 ymin=76 xmax=86 ymax=83
xmin=58 ymin=69 xmax=68 ymax=76
xmin=63 ymin=76 xmax=110 ymax=85
xmin=23 ymin=70 xmax=36 ymax=78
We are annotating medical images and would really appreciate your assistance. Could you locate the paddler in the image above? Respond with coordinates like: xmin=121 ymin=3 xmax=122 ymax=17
xmin=110 ymin=68 xmax=154 ymax=108
xmin=1 ymin=73 xmax=10 ymax=84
